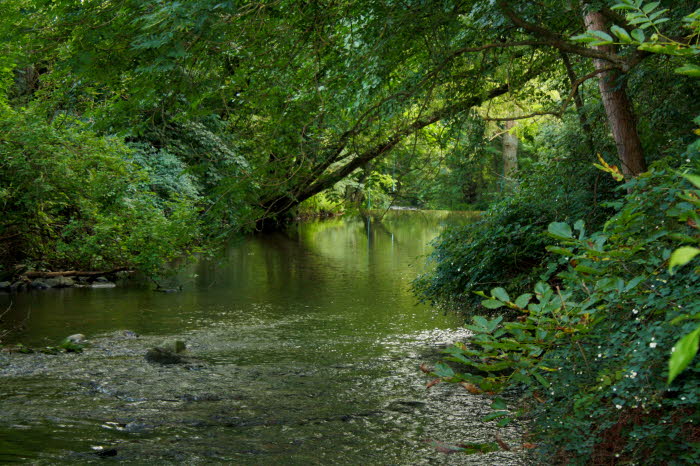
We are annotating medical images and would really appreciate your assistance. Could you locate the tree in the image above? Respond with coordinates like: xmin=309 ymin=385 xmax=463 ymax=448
xmin=583 ymin=9 xmax=646 ymax=177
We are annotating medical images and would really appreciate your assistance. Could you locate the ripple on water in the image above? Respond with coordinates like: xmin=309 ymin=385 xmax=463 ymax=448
xmin=0 ymin=326 xmax=530 ymax=465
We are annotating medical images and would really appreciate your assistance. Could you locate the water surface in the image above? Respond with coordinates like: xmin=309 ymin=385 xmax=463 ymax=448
xmin=0 ymin=211 xmax=527 ymax=464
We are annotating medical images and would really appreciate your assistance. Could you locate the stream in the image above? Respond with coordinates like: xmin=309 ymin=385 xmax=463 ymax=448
xmin=0 ymin=211 xmax=528 ymax=464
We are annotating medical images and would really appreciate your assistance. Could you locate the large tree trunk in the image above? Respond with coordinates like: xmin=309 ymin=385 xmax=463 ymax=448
xmin=502 ymin=120 xmax=519 ymax=188
xmin=584 ymin=11 xmax=646 ymax=178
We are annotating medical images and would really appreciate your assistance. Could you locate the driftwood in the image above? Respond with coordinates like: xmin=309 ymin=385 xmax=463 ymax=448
xmin=23 ymin=268 xmax=132 ymax=279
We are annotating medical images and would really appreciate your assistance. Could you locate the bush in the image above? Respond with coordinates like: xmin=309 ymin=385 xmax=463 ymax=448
xmin=413 ymin=150 xmax=616 ymax=312
xmin=428 ymin=157 xmax=700 ymax=464
xmin=0 ymin=109 xmax=201 ymax=277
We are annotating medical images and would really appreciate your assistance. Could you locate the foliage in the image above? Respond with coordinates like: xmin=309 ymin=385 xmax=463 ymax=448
xmin=413 ymin=120 xmax=617 ymax=312
xmin=296 ymin=192 xmax=344 ymax=219
xmin=0 ymin=109 xmax=201 ymax=277
xmin=428 ymin=159 xmax=700 ymax=463
xmin=125 ymin=143 xmax=200 ymax=206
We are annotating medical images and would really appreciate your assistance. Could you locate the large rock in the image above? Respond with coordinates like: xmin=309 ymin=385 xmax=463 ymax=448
xmin=90 ymin=282 xmax=116 ymax=288
xmin=0 ymin=281 xmax=12 ymax=291
xmin=30 ymin=279 xmax=51 ymax=290
xmin=45 ymin=276 xmax=75 ymax=288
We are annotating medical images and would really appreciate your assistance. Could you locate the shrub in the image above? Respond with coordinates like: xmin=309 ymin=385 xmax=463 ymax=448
xmin=428 ymin=157 xmax=700 ymax=464
xmin=0 ymin=108 xmax=201 ymax=277
xmin=413 ymin=152 xmax=616 ymax=312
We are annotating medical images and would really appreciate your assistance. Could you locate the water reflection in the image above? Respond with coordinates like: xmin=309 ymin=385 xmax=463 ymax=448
xmin=0 ymin=210 xmax=529 ymax=465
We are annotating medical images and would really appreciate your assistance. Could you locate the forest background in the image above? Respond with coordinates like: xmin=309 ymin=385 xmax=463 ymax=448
xmin=0 ymin=0 xmax=699 ymax=463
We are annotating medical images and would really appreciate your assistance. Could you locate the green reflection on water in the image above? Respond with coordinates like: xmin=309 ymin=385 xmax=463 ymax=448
xmin=0 ymin=211 xmax=529 ymax=466
xmin=2 ymin=210 xmax=477 ymax=346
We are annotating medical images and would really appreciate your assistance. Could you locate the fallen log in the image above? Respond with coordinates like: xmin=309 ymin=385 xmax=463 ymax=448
xmin=23 ymin=268 xmax=132 ymax=279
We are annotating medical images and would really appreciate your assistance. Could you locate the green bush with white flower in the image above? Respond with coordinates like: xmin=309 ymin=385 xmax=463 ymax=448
xmin=430 ymin=155 xmax=700 ymax=463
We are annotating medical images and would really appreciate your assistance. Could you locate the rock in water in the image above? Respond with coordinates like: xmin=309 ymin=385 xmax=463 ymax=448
xmin=145 ymin=347 xmax=185 ymax=365
xmin=30 ymin=279 xmax=50 ymax=290
xmin=66 ymin=334 xmax=86 ymax=344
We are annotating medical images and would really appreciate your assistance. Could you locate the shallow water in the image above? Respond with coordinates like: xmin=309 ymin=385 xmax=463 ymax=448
xmin=0 ymin=211 xmax=528 ymax=464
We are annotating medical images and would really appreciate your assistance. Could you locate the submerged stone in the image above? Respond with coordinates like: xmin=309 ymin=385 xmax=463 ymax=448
xmin=145 ymin=347 xmax=185 ymax=365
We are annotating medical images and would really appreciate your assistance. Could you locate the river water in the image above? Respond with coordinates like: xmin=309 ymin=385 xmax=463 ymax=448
xmin=0 ymin=211 xmax=528 ymax=464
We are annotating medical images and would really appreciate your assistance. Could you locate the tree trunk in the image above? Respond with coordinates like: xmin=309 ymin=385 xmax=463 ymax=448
xmin=502 ymin=120 xmax=519 ymax=189
xmin=583 ymin=10 xmax=646 ymax=178
xmin=560 ymin=52 xmax=596 ymax=157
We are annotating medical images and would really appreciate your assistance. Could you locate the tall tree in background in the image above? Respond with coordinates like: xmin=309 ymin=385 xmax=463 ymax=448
xmin=502 ymin=120 xmax=519 ymax=188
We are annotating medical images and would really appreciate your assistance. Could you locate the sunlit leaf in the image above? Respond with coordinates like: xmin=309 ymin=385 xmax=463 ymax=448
xmin=668 ymin=325 xmax=700 ymax=384
xmin=610 ymin=25 xmax=632 ymax=42
xmin=669 ymin=246 xmax=700 ymax=274
xmin=675 ymin=64 xmax=700 ymax=77
xmin=682 ymin=173 xmax=700 ymax=189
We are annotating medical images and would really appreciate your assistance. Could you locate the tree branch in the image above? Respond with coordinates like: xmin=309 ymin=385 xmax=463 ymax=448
xmin=483 ymin=67 xmax=613 ymax=121
xmin=496 ymin=0 xmax=632 ymax=70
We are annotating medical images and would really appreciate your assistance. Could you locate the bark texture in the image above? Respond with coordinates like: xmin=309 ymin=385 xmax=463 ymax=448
xmin=584 ymin=11 xmax=646 ymax=178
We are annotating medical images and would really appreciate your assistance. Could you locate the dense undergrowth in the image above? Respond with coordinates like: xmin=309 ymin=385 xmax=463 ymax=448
xmin=421 ymin=154 xmax=700 ymax=462
xmin=0 ymin=109 xmax=203 ymax=278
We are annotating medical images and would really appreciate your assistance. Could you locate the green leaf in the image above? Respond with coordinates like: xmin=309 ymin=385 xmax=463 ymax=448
xmin=473 ymin=315 xmax=489 ymax=329
xmin=648 ymin=9 xmax=668 ymax=21
xmin=631 ymin=28 xmax=645 ymax=42
xmin=546 ymin=246 xmax=574 ymax=255
xmin=548 ymin=222 xmax=572 ymax=239
xmin=682 ymin=173 xmax=700 ymax=189
xmin=610 ymin=4 xmax=636 ymax=10
xmin=675 ymin=64 xmax=700 ymax=78
xmin=491 ymin=397 xmax=507 ymax=410
xmin=589 ymin=30 xmax=613 ymax=42
xmin=574 ymin=265 xmax=603 ymax=275
xmin=491 ymin=287 xmax=510 ymax=303
xmin=571 ymin=33 xmax=597 ymax=43
xmin=642 ymin=1 xmax=659 ymax=14
xmin=497 ymin=417 xmax=513 ymax=427
xmin=534 ymin=282 xmax=551 ymax=295
xmin=534 ymin=372 xmax=550 ymax=388
xmin=482 ymin=411 xmax=509 ymax=422
xmin=668 ymin=325 xmax=700 ymax=384
xmin=610 ymin=25 xmax=632 ymax=43
xmin=669 ymin=247 xmax=700 ymax=274
xmin=482 ymin=299 xmax=505 ymax=309
xmin=433 ymin=362 xmax=455 ymax=378
xmin=515 ymin=293 xmax=533 ymax=309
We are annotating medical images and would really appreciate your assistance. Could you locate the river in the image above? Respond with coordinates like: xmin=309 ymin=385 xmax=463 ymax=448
xmin=0 ymin=211 xmax=528 ymax=464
